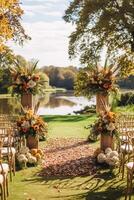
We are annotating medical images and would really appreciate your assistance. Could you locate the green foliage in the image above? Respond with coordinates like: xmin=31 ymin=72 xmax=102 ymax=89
xmin=64 ymin=0 xmax=134 ymax=75
xmin=117 ymin=91 xmax=134 ymax=106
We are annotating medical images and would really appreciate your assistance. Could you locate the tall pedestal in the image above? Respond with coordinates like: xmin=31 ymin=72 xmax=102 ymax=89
xmin=26 ymin=135 xmax=39 ymax=149
xmin=96 ymin=93 xmax=108 ymax=114
xmin=21 ymin=93 xmax=33 ymax=109
xmin=100 ymin=134 xmax=114 ymax=151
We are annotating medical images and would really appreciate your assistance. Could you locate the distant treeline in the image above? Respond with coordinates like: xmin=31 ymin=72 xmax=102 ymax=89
xmin=42 ymin=66 xmax=134 ymax=90
xmin=0 ymin=51 xmax=134 ymax=93
xmin=42 ymin=66 xmax=78 ymax=90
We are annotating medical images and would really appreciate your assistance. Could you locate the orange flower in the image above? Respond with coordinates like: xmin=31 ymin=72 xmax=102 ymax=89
xmin=103 ymin=83 xmax=111 ymax=89
xmin=33 ymin=125 xmax=40 ymax=131
xmin=33 ymin=75 xmax=40 ymax=81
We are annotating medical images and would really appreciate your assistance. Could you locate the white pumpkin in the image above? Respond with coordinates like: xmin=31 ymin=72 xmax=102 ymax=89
xmin=105 ymin=148 xmax=112 ymax=154
xmin=26 ymin=152 xmax=32 ymax=158
xmin=106 ymin=156 xmax=119 ymax=166
xmin=18 ymin=154 xmax=28 ymax=163
xmin=109 ymin=151 xmax=119 ymax=158
xmin=97 ymin=153 xmax=106 ymax=163
xmin=28 ymin=156 xmax=37 ymax=164
xmin=19 ymin=146 xmax=29 ymax=154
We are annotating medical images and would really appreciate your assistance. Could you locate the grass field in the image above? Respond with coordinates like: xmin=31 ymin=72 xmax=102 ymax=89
xmin=7 ymin=114 xmax=131 ymax=200
xmin=43 ymin=115 xmax=96 ymax=139
xmin=9 ymin=166 xmax=127 ymax=200
xmin=0 ymin=93 xmax=133 ymax=199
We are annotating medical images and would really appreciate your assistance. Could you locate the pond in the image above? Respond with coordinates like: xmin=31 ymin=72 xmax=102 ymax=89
xmin=37 ymin=91 xmax=95 ymax=115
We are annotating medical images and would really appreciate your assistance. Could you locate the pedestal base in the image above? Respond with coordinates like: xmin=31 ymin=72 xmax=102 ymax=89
xmin=96 ymin=94 xmax=108 ymax=114
xmin=100 ymin=134 xmax=114 ymax=151
xmin=21 ymin=93 xmax=33 ymax=109
xmin=26 ymin=135 xmax=39 ymax=149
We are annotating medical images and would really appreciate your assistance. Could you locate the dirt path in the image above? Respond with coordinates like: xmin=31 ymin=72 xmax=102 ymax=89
xmin=41 ymin=138 xmax=97 ymax=177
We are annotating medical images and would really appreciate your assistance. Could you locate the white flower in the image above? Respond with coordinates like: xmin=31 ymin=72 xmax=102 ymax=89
xmin=21 ymin=121 xmax=30 ymax=129
xmin=106 ymin=122 xmax=115 ymax=131
xmin=105 ymin=148 xmax=112 ymax=154
xmin=97 ymin=153 xmax=106 ymax=163
xmin=27 ymin=80 xmax=36 ymax=88
xmin=19 ymin=146 xmax=29 ymax=154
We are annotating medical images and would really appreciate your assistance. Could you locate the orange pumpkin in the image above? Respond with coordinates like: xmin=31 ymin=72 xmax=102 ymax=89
xmin=30 ymin=149 xmax=38 ymax=155
xmin=37 ymin=149 xmax=43 ymax=156
xmin=35 ymin=153 xmax=41 ymax=160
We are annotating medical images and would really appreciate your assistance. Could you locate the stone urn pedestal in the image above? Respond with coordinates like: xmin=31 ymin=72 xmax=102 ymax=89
xmin=100 ymin=134 xmax=114 ymax=151
xmin=96 ymin=93 xmax=109 ymax=114
xmin=26 ymin=135 xmax=39 ymax=149
xmin=21 ymin=93 xmax=33 ymax=109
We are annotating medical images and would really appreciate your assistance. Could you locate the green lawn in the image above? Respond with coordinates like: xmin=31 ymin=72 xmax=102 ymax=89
xmin=8 ymin=114 xmax=131 ymax=200
xmin=9 ymin=166 xmax=128 ymax=200
xmin=43 ymin=115 xmax=96 ymax=139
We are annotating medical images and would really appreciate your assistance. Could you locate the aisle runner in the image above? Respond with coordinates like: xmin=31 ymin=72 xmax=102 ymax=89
xmin=41 ymin=138 xmax=96 ymax=177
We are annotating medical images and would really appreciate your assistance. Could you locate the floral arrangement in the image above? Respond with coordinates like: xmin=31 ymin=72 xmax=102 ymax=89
xmin=89 ymin=109 xmax=118 ymax=141
xmin=17 ymin=108 xmax=48 ymax=139
xmin=10 ymin=61 xmax=47 ymax=95
xmin=17 ymin=146 xmax=44 ymax=168
xmin=96 ymin=147 xmax=119 ymax=166
xmin=75 ymin=66 xmax=119 ymax=97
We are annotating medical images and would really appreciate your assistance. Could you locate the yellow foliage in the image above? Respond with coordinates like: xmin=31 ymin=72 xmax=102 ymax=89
xmin=0 ymin=0 xmax=24 ymax=52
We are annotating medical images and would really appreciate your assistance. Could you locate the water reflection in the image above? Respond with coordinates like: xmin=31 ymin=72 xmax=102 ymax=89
xmin=39 ymin=92 xmax=76 ymax=108
xmin=37 ymin=91 xmax=95 ymax=115
xmin=0 ymin=92 xmax=95 ymax=115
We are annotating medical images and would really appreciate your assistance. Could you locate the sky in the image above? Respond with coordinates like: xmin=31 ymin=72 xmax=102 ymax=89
xmin=10 ymin=0 xmax=78 ymax=67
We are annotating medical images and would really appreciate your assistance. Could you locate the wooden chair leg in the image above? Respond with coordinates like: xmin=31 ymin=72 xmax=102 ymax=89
xmin=125 ymin=171 xmax=129 ymax=200
xmin=129 ymin=175 xmax=133 ymax=200
xmin=0 ymin=184 xmax=4 ymax=200
xmin=13 ymin=156 xmax=15 ymax=176
xmin=5 ymin=177 xmax=8 ymax=197
xmin=121 ymin=153 xmax=125 ymax=179
xmin=9 ymin=163 xmax=12 ymax=182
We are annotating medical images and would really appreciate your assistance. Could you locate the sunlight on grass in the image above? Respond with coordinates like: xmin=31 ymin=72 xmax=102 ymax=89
xmin=115 ymin=105 xmax=134 ymax=113
xmin=43 ymin=115 xmax=96 ymax=139
xmin=8 ymin=166 xmax=129 ymax=200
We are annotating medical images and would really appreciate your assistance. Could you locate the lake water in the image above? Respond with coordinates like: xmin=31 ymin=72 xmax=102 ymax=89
xmin=37 ymin=91 xmax=95 ymax=115
xmin=0 ymin=92 xmax=95 ymax=115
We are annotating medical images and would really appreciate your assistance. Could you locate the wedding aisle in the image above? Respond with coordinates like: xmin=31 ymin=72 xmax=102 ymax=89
xmin=41 ymin=138 xmax=96 ymax=177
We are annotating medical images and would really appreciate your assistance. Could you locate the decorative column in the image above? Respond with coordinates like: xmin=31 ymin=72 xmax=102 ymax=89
xmin=100 ymin=134 xmax=114 ymax=151
xmin=26 ymin=135 xmax=39 ymax=149
xmin=21 ymin=93 xmax=33 ymax=109
xmin=96 ymin=93 xmax=109 ymax=114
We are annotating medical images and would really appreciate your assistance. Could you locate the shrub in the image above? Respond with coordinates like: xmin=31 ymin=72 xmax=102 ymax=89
xmin=117 ymin=92 xmax=134 ymax=106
